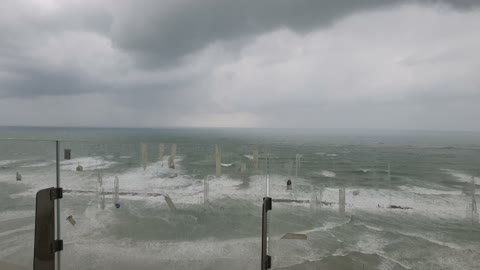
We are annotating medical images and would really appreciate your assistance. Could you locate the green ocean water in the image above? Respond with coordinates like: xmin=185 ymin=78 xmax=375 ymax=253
xmin=1 ymin=126 xmax=480 ymax=269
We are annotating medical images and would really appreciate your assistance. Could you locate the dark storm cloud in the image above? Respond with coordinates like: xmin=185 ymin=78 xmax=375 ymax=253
xmin=0 ymin=65 xmax=99 ymax=97
xmin=0 ymin=0 xmax=479 ymax=129
xmin=110 ymin=0 xmax=480 ymax=68
xmin=111 ymin=0 xmax=403 ymax=68
xmin=0 ymin=0 xmax=112 ymax=35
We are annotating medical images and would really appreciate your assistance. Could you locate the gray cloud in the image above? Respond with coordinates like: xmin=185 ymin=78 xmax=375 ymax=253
xmin=0 ymin=65 xmax=99 ymax=98
xmin=110 ymin=0 xmax=480 ymax=68
xmin=0 ymin=0 xmax=479 ymax=130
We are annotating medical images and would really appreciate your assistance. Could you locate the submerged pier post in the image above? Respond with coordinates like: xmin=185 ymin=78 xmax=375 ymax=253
xmin=339 ymin=187 xmax=346 ymax=216
xmin=240 ymin=163 xmax=247 ymax=173
xmin=470 ymin=176 xmax=478 ymax=224
xmin=215 ymin=144 xmax=221 ymax=177
xmin=295 ymin=154 xmax=302 ymax=178
xmin=100 ymin=187 xmax=105 ymax=210
xmin=310 ymin=185 xmax=318 ymax=214
xmin=204 ymin=178 xmax=209 ymax=206
xmin=388 ymin=164 xmax=392 ymax=206
xmin=141 ymin=143 xmax=148 ymax=170
xmin=318 ymin=188 xmax=323 ymax=208
xmin=97 ymin=172 xmax=103 ymax=209
xmin=113 ymin=176 xmax=120 ymax=208
xmin=159 ymin=143 xmax=165 ymax=162
xmin=169 ymin=144 xmax=177 ymax=169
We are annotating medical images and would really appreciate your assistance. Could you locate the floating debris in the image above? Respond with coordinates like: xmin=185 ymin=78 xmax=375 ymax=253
xmin=164 ymin=194 xmax=177 ymax=211
xmin=387 ymin=205 xmax=412 ymax=210
xmin=76 ymin=164 xmax=83 ymax=172
xmin=287 ymin=179 xmax=292 ymax=190
xmin=66 ymin=215 xmax=76 ymax=226
xmin=353 ymin=190 xmax=360 ymax=196
xmin=16 ymin=172 xmax=22 ymax=181
xmin=281 ymin=233 xmax=308 ymax=240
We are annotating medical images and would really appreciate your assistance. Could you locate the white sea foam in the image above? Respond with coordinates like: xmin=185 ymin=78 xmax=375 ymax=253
xmin=61 ymin=156 xmax=117 ymax=171
xmin=264 ymin=174 xmax=469 ymax=221
xmin=8 ymin=161 xmax=472 ymax=224
xmin=20 ymin=161 xmax=54 ymax=168
xmin=316 ymin=170 xmax=336 ymax=178
xmin=10 ymin=167 xmax=474 ymax=270
xmin=0 ymin=160 xmax=21 ymax=166
xmin=286 ymin=184 xmax=470 ymax=222
xmin=395 ymin=231 xmax=464 ymax=251
xmin=377 ymin=254 xmax=412 ymax=270
xmin=59 ymin=236 xmax=260 ymax=270
xmin=354 ymin=222 xmax=384 ymax=232
xmin=0 ymin=210 xmax=35 ymax=222
xmin=355 ymin=232 xmax=388 ymax=254
xmin=294 ymin=220 xmax=351 ymax=236
xmin=72 ymin=157 xmax=268 ymax=206
xmin=0 ymin=224 xmax=34 ymax=238
xmin=398 ymin=185 xmax=461 ymax=196
xmin=243 ymin=154 xmax=254 ymax=160
xmin=60 ymin=157 xmax=213 ymax=206
xmin=442 ymin=169 xmax=480 ymax=185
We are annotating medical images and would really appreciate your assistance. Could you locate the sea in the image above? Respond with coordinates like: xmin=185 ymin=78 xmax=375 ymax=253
xmin=1 ymin=126 xmax=480 ymax=270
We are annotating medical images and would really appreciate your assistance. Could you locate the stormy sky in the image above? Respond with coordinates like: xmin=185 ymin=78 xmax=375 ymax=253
xmin=0 ymin=0 xmax=479 ymax=130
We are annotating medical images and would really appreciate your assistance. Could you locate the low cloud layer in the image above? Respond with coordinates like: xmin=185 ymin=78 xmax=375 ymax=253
xmin=0 ymin=0 xmax=479 ymax=130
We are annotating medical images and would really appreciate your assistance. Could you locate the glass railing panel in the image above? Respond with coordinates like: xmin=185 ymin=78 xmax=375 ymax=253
xmin=0 ymin=139 xmax=56 ymax=270
xmin=59 ymin=141 xmax=264 ymax=270
xmin=264 ymin=144 xmax=343 ymax=269
xmin=267 ymin=144 xmax=480 ymax=269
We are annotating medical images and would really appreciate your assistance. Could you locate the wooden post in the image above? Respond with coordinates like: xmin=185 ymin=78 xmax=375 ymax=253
xmin=253 ymin=149 xmax=258 ymax=169
xmin=215 ymin=144 xmax=221 ymax=177
xmin=159 ymin=143 xmax=165 ymax=161
xmin=339 ymin=187 xmax=346 ymax=216
xmin=169 ymin=144 xmax=176 ymax=169
xmin=141 ymin=143 xmax=148 ymax=170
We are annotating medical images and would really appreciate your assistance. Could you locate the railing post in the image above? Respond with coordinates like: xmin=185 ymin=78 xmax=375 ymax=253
xmin=56 ymin=141 xmax=61 ymax=270
xmin=34 ymin=187 xmax=63 ymax=270
xmin=261 ymin=197 xmax=272 ymax=270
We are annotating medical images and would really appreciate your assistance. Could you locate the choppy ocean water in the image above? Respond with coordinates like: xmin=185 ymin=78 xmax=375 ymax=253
xmin=1 ymin=127 xmax=480 ymax=269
